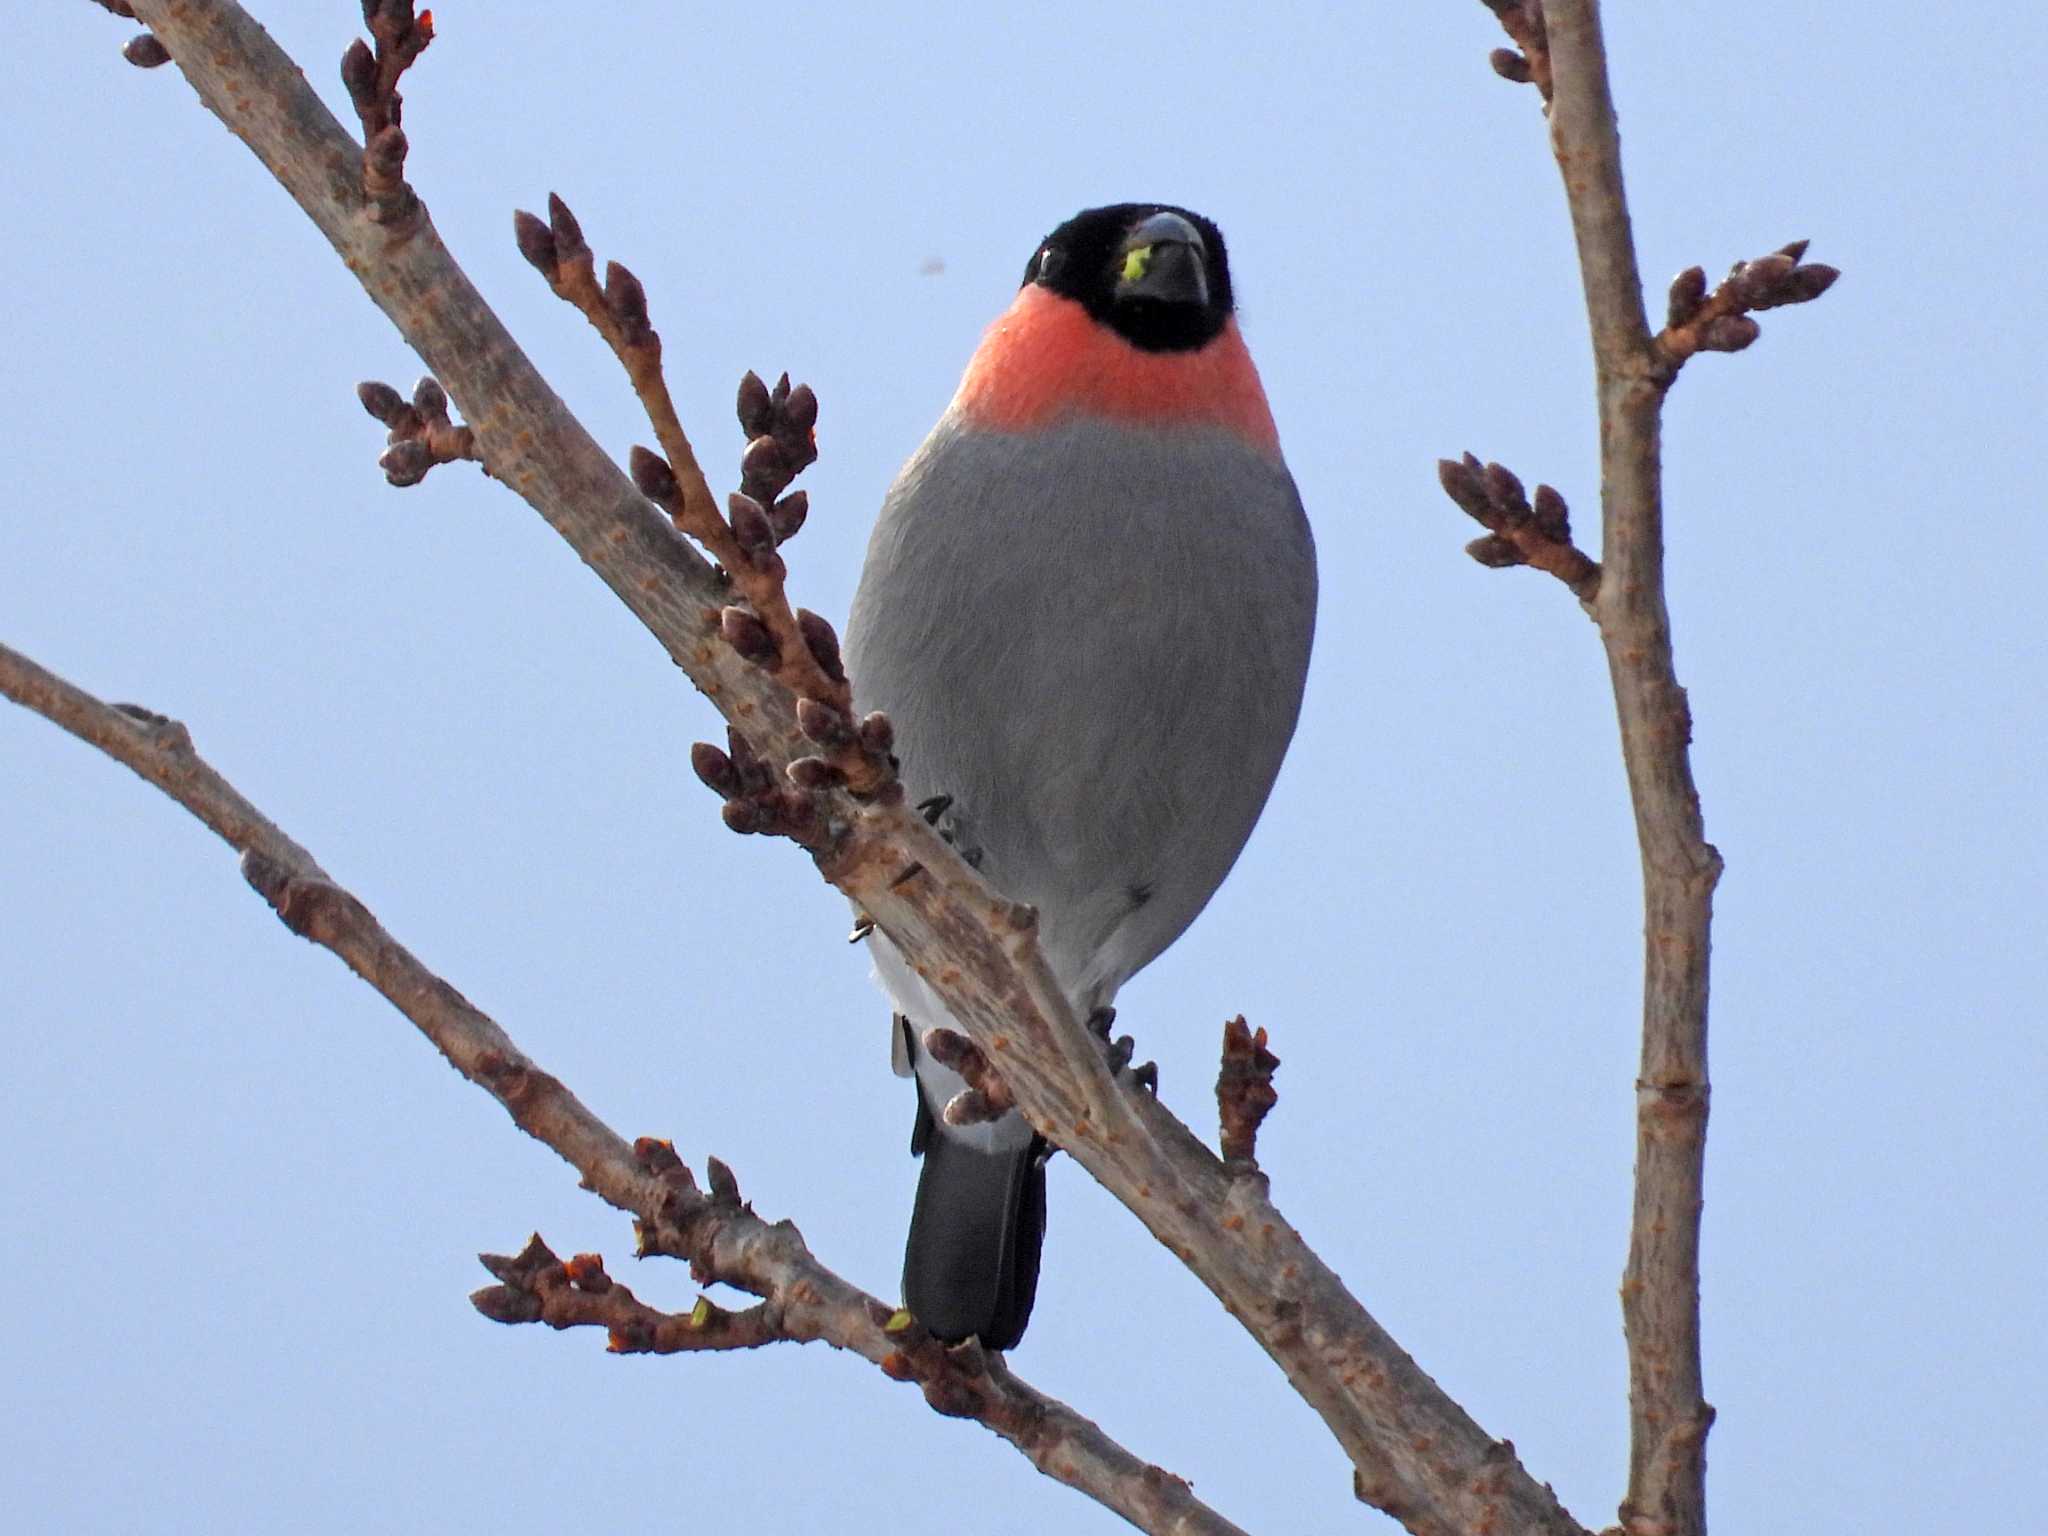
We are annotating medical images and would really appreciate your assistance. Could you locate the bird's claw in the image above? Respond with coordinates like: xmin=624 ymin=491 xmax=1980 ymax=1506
xmin=1082 ymin=1006 xmax=1155 ymax=1093
xmin=917 ymin=791 xmax=984 ymax=870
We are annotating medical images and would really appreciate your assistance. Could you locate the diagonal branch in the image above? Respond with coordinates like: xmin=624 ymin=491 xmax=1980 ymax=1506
xmin=0 ymin=638 xmax=1249 ymax=1536
xmin=100 ymin=4 xmax=1594 ymax=1531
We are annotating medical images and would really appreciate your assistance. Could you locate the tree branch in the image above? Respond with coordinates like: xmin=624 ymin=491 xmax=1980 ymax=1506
xmin=91 ymin=4 xmax=1601 ymax=1530
xmin=0 ymin=637 xmax=1249 ymax=1536
xmin=1529 ymin=5 xmax=1721 ymax=1531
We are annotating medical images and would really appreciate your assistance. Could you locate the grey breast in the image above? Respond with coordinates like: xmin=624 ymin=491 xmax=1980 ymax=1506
xmin=846 ymin=413 xmax=1316 ymax=1009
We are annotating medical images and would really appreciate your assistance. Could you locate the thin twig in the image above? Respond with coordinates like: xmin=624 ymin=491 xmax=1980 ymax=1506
xmin=0 ymin=638 xmax=1250 ymax=1536
xmin=1653 ymin=242 xmax=1840 ymax=378
xmin=1438 ymin=454 xmax=1602 ymax=602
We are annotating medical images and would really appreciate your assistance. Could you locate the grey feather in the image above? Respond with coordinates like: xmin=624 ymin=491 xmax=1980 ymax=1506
xmin=847 ymin=408 xmax=1316 ymax=1345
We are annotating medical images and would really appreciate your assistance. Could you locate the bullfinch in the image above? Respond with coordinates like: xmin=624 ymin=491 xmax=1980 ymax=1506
xmin=845 ymin=203 xmax=1316 ymax=1349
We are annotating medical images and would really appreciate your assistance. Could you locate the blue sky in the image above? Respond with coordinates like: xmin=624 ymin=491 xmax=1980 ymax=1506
xmin=4 ymin=5 xmax=2042 ymax=1533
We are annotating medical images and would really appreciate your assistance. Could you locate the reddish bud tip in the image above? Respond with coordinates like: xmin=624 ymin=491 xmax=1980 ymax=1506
xmin=1776 ymin=237 xmax=1811 ymax=263
xmin=1480 ymin=460 xmax=1526 ymax=512
xmin=124 ymin=33 xmax=172 ymax=68
xmin=1531 ymin=484 xmax=1571 ymax=540
xmin=628 ymin=445 xmax=679 ymax=505
xmin=944 ymin=1090 xmax=998 ymax=1127
xmin=788 ymin=756 xmax=845 ymax=789
xmin=782 ymin=383 xmax=819 ymax=434
xmin=768 ymin=490 xmax=809 ymax=544
xmin=1667 ymin=265 xmax=1708 ymax=328
xmin=921 ymin=1026 xmax=978 ymax=1072
xmin=796 ymin=697 xmax=852 ymax=748
xmin=1466 ymin=533 xmax=1525 ymax=569
xmin=356 ymin=379 xmax=404 ymax=423
xmin=721 ymin=799 xmax=762 ymax=835
xmin=1489 ymin=47 xmax=1532 ymax=83
xmin=741 ymin=435 xmax=785 ymax=484
xmin=546 ymin=193 xmax=586 ymax=259
xmin=690 ymin=741 xmax=738 ymax=797
xmin=727 ymin=494 xmax=775 ymax=560
xmin=796 ymin=609 xmax=845 ymax=683
xmin=411 ymin=375 xmax=448 ymax=419
xmin=513 ymin=209 xmax=558 ymax=275
xmin=564 ymin=1253 xmax=611 ymax=1291
xmin=1734 ymin=252 xmax=1797 ymax=308
xmin=1783 ymin=264 xmax=1840 ymax=304
xmin=1697 ymin=314 xmax=1761 ymax=353
xmin=340 ymin=38 xmax=375 ymax=96
xmin=604 ymin=261 xmax=649 ymax=333
xmin=378 ymin=439 xmax=432 ymax=486
xmin=737 ymin=371 xmax=773 ymax=437
xmin=1437 ymin=456 xmax=1491 ymax=522
xmin=720 ymin=606 xmax=778 ymax=665
xmin=858 ymin=712 xmax=895 ymax=756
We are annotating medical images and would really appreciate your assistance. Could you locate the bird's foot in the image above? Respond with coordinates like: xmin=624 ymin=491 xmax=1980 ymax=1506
xmin=1085 ymin=1005 xmax=1158 ymax=1096
xmin=918 ymin=792 xmax=984 ymax=870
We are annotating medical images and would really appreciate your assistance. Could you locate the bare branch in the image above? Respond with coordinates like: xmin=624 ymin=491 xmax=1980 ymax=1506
xmin=1477 ymin=1 xmax=1767 ymax=1529
xmin=0 ymin=638 xmax=1249 ymax=1536
xmin=105 ymin=4 xmax=1596 ymax=1529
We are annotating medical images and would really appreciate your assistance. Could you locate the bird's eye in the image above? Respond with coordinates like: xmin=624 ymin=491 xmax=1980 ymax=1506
xmin=1035 ymin=247 xmax=1066 ymax=284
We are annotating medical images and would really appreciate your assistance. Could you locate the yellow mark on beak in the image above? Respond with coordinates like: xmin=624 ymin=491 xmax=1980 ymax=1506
xmin=1120 ymin=245 xmax=1152 ymax=284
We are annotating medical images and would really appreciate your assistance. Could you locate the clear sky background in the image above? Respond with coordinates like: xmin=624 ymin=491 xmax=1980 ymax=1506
xmin=4 ymin=5 xmax=2041 ymax=1533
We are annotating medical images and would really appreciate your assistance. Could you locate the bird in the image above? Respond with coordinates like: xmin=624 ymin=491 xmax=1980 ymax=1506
xmin=844 ymin=203 xmax=1316 ymax=1350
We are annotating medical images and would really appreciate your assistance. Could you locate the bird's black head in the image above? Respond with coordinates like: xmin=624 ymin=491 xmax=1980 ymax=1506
xmin=1021 ymin=203 xmax=1234 ymax=353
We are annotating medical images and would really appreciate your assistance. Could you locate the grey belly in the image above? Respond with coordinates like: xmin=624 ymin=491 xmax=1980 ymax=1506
xmin=846 ymin=414 xmax=1316 ymax=1007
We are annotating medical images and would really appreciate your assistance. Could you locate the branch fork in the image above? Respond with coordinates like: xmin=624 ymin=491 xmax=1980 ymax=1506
xmin=1654 ymin=240 xmax=1840 ymax=377
xmin=1438 ymin=454 xmax=1601 ymax=601
xmin=1483 ymin=0 xmax=1553 ymax=102
xmin=509 ymin=193 xmax=893 ymax=810
xmin=339 ymin=1 xmax=433 ymax=223
xmin=357 ymin=375 xmax=480 ymax=484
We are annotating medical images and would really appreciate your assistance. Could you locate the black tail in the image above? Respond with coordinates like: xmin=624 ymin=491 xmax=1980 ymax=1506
xmin=902 ymin=1114 xmax=1046 ymax=1351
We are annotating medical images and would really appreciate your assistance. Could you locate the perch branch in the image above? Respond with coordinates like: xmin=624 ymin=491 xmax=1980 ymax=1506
xmin=0 ymin=638 xmax=1249 ymax=1536
xmin=103 ymin=3 xmax=1597 ymax=1530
